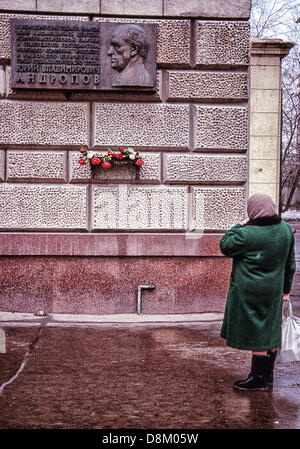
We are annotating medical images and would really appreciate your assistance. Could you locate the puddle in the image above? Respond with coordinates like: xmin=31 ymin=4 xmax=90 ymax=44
xmin=0 ymin=323 xmax=299 ymax=429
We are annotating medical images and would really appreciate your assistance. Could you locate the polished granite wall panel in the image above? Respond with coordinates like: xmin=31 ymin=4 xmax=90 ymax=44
xmin=0 ymin=233 xmax=223 ymax=257
xmin=0 ymin=255 xmax=231 ymax=314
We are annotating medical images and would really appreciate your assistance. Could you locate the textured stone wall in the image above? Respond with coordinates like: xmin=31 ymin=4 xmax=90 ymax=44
xmin=0 ymin=1 xmax=250 ymax=234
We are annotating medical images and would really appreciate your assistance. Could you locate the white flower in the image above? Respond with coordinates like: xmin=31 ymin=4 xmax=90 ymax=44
xmin=129 ymin=154 xmax=136 ymax=160
xmin=87 ymin=151 xmax=96 ymax=159
xmin=127 ymin=147 xmax=135 ymax=154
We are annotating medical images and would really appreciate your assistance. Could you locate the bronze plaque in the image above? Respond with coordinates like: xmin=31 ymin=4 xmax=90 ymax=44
xmin=11 ymin=19 xmax=101 ymax=90
xmin=11 ymin=18 xmax=157 ymax=91
xmin=100 ymin=22 xmax=157 ymax=91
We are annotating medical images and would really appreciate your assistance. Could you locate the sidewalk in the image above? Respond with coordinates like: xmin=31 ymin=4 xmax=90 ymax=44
xmin=0 ymin=311 xmax=223 ymax=326
xmin=0 ymin=311 xmax=299 ymax=430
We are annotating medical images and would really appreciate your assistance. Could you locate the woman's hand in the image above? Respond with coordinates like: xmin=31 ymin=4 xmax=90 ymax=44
xmin=282 ymin=293 xmax=290 ymax=302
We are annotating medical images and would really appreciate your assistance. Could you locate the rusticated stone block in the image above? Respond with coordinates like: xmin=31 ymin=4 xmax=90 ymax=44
xmin=92 ymin=185 xmax=188 ymax=230
xmin=163 ymin=154 xmax=247 ymax=184
xmin=0 ymin=151 xmax=4 ymax=181
xmin=195 ymin=21 xmax=250 ymax=67
xmin=0 ymin=101 xmax=89 ymax=147
xmin=37 ymin=0 xmax=100 ymax=14
xmin=101 ymin=0 xmax=162 ymax=16
xmin=0 ymin=13 xmax=89 ymax=62
xmin=192 ymin=187 xmax=246 ymax=231
xmin=0 ymin=0 xmax=35 ymax=11
xmin=70 ymin=151 xmax=161 ymax=184
xmin=0 ymin=65 xmax=5 ymax=98
xmin=7 ymin=151 xmax=67 ymax=182
xmin=166 ymin=71 xmax=248 ymax=102
xmin=0 ymin=184 xmax=88 ymax=230
xmin=92 ymin=103 xmax=189 ymax=150
xmin=94 ymin=17 xmax=190 ymax=67
xmin=164 ymin=0 xmax=251 ymax=18
xmin=138 ymin=153 xmax=161 ymax=183
xmin=193 ymin=105 xmax=248 ymax=151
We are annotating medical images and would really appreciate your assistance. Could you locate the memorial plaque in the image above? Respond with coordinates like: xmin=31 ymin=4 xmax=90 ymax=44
xmin=11 ymin=19 xmax=101 ymax=90
xmin=11 ymin=18 xmax=157 ymax=92
xmin=101 ymin=22 xmax=157 ymax=91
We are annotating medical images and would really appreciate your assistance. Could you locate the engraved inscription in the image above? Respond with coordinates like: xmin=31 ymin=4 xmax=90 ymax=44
xmin=11 ymin=19 xmax=157 ymax=91
xmin=11 ymin=19 xmax=101 ymax=90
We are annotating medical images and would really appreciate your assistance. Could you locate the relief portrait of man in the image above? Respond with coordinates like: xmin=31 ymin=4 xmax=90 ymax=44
xmin=107 ymin=24 xmax=154 ymax=87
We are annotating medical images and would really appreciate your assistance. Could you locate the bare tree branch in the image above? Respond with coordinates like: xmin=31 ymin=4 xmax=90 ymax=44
xmin=251 ymin=0 xmax=300 ymax=211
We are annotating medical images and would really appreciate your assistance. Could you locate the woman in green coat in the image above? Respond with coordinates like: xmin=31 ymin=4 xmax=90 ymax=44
xmin=220 ymin=193 xmax=296 ymax=391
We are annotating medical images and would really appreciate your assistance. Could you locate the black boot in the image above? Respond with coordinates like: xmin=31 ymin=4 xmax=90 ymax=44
xmin=267 ymin=350 xmax=277 ymax=383
xmin=233 ymin=354 xmax=273 ymax=391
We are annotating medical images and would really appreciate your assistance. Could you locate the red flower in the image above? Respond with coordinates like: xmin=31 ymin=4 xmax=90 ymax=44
xmin=91 ymin=157 xmax=101 ymax=165
xmin=78 ymin=159 xmax=86 ymax=165
xmin=120 ymin=147 xmax=125 ymax=153
xmin=135 ymin=159 xmax=144 ymax=167
xmin=116 ymin=153 xmax=123 ymax=160
xmin=102 ymin=162 xmax=111 ymax=169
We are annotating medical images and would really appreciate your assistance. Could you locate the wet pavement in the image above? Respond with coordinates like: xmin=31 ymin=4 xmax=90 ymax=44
xmin=0 ymin=312 xmax=299 ymax=431
xmin=0 ymin=222 xmax=299 ymax=434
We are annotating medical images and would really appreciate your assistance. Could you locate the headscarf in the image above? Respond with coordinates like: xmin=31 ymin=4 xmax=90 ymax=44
xmin=247 ymin=193 xmax=276 ymax=220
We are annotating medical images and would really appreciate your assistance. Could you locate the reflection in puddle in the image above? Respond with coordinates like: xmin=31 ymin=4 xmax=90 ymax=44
xmin=0 ymin=324 xmax=299 ymax=429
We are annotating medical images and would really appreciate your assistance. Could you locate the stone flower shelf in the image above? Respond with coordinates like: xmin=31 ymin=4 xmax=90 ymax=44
xmin=78 ymin=146 xmax=144 ymax=181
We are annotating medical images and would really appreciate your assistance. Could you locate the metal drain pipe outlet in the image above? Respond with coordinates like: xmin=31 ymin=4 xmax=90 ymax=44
xmin=137 ymin=283 xmax=155 ymax=314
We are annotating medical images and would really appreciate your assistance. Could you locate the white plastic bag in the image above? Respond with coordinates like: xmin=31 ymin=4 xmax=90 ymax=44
xmin=278 ymin=300 xmax=300 ymax=363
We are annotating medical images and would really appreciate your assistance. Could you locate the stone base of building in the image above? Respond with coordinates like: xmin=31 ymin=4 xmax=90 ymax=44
xmin=0 ymin=233 xmax=230 ymax=315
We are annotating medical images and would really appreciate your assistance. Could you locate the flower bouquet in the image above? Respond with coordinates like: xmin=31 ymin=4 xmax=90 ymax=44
xmin=78 ymin=146 xmax=144 ymax=169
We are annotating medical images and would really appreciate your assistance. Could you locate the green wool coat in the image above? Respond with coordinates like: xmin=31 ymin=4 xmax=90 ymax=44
xmin=220 ymin=219 xmax=296 ymax=351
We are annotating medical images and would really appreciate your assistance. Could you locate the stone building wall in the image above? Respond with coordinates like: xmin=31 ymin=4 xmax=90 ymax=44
xmin=0 ymin=0 xmax=251 ymax=314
